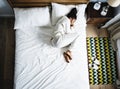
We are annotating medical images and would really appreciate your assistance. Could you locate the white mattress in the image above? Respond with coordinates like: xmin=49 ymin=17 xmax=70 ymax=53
xmin=14 ymin=25 xmax=90 ymax=89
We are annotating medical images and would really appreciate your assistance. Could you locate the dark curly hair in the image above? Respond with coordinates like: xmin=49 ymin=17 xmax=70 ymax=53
xmin=66 ymin=8 xmax=77 ymax=19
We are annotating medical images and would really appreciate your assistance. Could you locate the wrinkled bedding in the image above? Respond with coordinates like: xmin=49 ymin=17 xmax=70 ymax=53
xmin=14 ymin=26 xmax=89 ymax=89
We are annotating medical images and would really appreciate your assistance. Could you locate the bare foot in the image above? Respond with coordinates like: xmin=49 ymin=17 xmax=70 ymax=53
xmin=63 ymin=52 xmax=70 ymax=63
xmin=63 ymin=50 xmax=72 ymax=63
xmin=65 ymin=50 xmax=72 ymax=60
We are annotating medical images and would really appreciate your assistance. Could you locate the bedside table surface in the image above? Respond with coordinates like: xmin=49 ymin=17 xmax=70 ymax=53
xmin=87 ymin=2 xmax=115 ymax=18
xmin=86 ymin=2 xmax=116 ymax=24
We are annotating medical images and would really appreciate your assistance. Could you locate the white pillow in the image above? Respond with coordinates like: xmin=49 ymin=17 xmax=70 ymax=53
xmin=76 ymin=4 xmax=87 ymax=26
xmin=14 ymin=7 xmax=51 ymax=29
xmin=51 ymin=3 xmax=87 ymax=26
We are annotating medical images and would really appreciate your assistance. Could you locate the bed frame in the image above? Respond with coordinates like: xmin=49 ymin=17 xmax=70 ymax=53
xmin=7 ymin=0 xmax=89 ymax=7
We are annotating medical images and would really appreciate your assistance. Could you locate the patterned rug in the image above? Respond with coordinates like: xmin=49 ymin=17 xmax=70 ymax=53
xmin=86 ymin=37 xmax=117 ymax=85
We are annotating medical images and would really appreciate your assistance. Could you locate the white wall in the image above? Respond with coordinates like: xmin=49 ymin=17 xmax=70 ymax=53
xmin=0 ymin=0 xmax=14 ymax=16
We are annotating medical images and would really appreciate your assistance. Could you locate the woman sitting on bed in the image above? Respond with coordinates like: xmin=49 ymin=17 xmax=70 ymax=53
xmin=51 ymin=8 xmax=79 ymax=63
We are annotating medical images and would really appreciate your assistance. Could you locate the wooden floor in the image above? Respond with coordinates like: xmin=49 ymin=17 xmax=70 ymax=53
xmin=0 ymin=17 xmax=117 ymax=89
xmin=86 ymin=24 xmax=109 ymax=37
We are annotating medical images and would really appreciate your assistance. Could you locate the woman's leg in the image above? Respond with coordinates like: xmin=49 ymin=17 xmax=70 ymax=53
xmin=51 ymin=33 xmax=79 ymax=48
xmin=68 ymin=35 xmax=80 ymax=52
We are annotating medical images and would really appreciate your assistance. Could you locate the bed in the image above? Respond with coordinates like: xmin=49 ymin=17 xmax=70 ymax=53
xmin=8 ymin=0 xmax=90 ymax=89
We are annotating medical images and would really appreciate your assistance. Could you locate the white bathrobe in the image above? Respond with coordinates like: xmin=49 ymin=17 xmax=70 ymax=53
xmin=51 ymin=16 xmax=80 ymax=51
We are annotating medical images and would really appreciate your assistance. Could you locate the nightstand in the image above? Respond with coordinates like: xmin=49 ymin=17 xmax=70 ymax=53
xmin=86 ymin=2 xmax=115 ymax=25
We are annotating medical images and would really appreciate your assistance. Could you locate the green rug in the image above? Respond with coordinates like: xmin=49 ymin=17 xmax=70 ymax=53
xmin=86 ymin=37 xmax=117 ymax=85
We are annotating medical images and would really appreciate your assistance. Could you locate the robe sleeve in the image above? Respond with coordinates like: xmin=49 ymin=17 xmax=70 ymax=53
xmin=54 ymin=23 xmax=64 ymax=37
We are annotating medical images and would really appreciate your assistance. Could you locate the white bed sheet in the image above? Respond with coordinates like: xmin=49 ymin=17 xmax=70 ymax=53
xmin=14 ymin=25 xmax=90 ymax=89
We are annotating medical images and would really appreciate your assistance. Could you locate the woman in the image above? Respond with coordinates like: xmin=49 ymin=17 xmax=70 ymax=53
xmin=51 ymin=8 xmax=79 ymax=63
